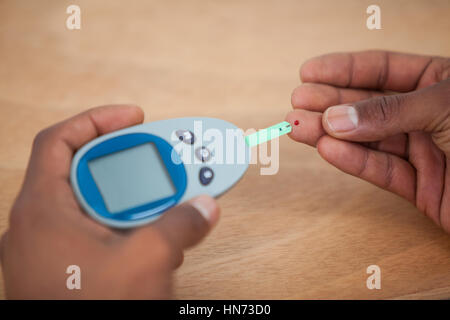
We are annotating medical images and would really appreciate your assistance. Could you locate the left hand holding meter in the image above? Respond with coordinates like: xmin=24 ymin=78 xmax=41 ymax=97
xmin=0 ymin=105 xmax=220 ymax=299
xmin=70 ymin=107 xmax=291 ymax=228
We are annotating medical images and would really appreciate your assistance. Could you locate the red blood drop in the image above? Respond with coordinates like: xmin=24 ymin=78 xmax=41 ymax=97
xmin=294 ymin=120 xmax=299 ymax=126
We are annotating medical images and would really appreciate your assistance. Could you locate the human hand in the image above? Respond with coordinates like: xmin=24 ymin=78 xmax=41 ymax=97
xmin=286 ymin=51 xmax=450 ymax=232
xmin=0 ymin=105 xmax=220 ymax=299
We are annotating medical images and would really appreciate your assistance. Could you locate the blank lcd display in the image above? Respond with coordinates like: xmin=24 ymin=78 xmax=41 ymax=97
xmin=88 ymin=143 xmax=176 ymax=213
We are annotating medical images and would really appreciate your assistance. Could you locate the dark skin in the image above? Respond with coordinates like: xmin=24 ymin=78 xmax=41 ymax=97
xmin=0 ymin=51 xmax=448 ymax=299
xmin=287 ymin=50 xmax=450 ymax=233
xmin=0 ymin=105 xmax=220 ymax=299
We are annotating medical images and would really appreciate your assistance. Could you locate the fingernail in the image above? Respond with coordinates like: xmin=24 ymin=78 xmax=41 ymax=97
xmin=189 ymin=195 xmax=218 ymax=226
xmin=324 ymin=105 xmax=358 ymax=132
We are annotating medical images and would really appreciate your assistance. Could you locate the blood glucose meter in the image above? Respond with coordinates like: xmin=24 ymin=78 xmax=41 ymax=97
xmin=70 ymin=117 xmax=251 ymax=228
xmin=71 ymin=117 xmax=292 ymax=228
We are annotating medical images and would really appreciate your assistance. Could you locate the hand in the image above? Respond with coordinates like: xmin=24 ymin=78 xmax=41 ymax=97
xmin=286 ymin=51 xmax=450 ymax=232
xmin=0 ymin=105 xmax=220 ymax=299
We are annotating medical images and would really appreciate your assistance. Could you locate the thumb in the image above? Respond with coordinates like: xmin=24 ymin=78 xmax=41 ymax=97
xmin=322 ymin=79 xmax=450 ymax=148
xmin=134 ymin=195 xmax=220 ymax=253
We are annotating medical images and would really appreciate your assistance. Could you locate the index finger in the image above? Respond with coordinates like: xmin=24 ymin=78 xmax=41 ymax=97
xmin=300 ymin=50 xmax=443 ymax=92
xmin=27 ymin=105 xmax=144 ymax=183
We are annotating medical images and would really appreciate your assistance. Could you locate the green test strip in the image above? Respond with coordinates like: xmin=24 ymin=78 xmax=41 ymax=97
xmin=245 ymin=121 xmax=292 ymax=147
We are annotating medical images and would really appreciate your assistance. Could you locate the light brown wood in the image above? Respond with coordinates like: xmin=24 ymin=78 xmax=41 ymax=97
xmin=1 ymin=0 xmax=449 ymax=299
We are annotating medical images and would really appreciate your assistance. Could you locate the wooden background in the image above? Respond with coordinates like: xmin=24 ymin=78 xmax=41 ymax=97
xmin=1 ymin=0 xmax=450 ymax=299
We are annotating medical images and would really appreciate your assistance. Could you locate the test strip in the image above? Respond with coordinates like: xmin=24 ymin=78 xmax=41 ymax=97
xmin=245 ymin=121 xmax=292 ymax=147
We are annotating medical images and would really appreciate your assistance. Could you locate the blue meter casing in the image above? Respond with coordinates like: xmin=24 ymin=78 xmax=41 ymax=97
xmin=70 ymin=117 xmax=250 ymax=228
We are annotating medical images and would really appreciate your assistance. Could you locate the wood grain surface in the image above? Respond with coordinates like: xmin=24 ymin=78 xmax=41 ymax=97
xmin=0 ymin=0 xmax=449 ymax=299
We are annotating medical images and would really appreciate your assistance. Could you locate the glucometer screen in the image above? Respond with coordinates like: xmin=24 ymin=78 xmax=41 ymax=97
xmin=88 ymin=143 xmax=176 ymax=214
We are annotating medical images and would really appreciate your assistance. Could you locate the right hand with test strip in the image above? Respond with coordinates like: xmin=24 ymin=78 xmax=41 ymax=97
xmin=286 ymin=50 xmax=450 ymax=233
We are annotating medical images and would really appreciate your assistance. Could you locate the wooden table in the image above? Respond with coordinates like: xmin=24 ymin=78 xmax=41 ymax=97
xmin=1 ymin=0 xmax=449 ymax=299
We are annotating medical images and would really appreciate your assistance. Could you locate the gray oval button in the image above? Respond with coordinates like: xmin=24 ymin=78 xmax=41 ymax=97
xmin=199 ymin=167 xmax=214 ymax=185
xmin=195 ymin=146 xmax=211 ymax=162
xmin=176 ymin=130 xmax=195 ymax=144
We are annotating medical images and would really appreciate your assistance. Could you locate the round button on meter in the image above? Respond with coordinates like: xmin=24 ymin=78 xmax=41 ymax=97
xmin=176 ymin=129 xmax=195 ymax=144
xmin=199 ymin=167 xmax=214 ymax=186
xmin=195 ymin=146 xmax=211 ymax=162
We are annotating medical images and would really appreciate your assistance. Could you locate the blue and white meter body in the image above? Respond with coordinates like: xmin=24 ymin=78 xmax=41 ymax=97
xmin=70 ymin=117 xmax=250 ymax=228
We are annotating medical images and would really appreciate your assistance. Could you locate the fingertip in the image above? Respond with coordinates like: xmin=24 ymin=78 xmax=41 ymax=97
xmin=83 ymin=104 xmax=145 ymax=136
xmin=128 ymin=104 xmax=145 ymax=125
xmin=285 ymin=110 xmax=300 ymax=141
xmin=291 ymin=84 xmax=313 ymax=109
xmin=299 ymin=57 xmax=320 ymax=82
xmin=285 ymin=109 xmax=325 ymax=147
xmin=140 ymin=196 xmax=220 ymax=253
xmin=189 ymin=195 xmax=220 ymax=228
xmin=92 ymin=103 xmax=144 ymax=123
xmin=291 ymin=83 xmax=342 ymax=112
xmin=128 ymin=104 xmax=145 ymax=121
xmin=285 ymin=110 xmax=300 ymax=133
xmin=321 ymin=105 xmax=359 ymax=140
xmin=92 ymin=103 xmax=140 ymax=111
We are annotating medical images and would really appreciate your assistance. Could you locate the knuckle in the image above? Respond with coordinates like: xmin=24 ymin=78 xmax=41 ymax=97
xmin=32 ymin=125 xmax=60 ymax=150
xmin=127 ymin=228 xmax=176 ymax=268
xmin=421 ymin=79 xmax=450 ymax=132
xmin=357 ymin=149 xmax=370 ymax=177
xmin=437 ymin=58 xmax=450 ymax=82
xmin=358 ymin=94 xmax=405 ymax=125
xmin=440 ymin=78 xmax=450 ymax=101
xmin=150 ymin=230 xmax=175 ymax=263
xmin=32 ymin=128 xmax=50 ymax=148
xmin=6 ymin=203 xmax=33 ymax=245
xmin=382 ymin=154 xmax=395 ymax=189
xmin=376 ymin=51 xmax=389 ymax=89
xmin=9 ymin=199 xmax=30 ymax=229
xmin=154 ymin=235 xmax=183 ymax=268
